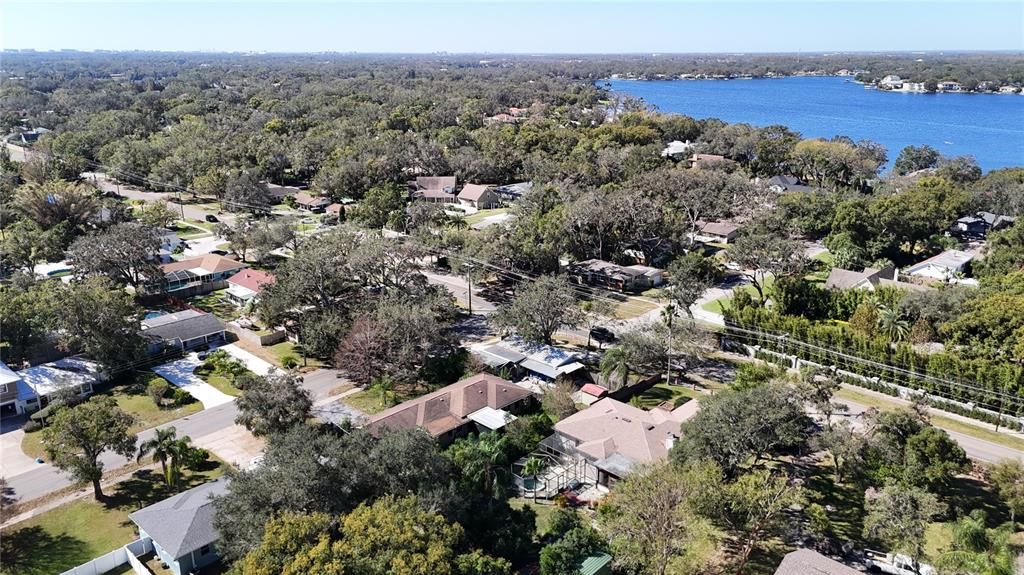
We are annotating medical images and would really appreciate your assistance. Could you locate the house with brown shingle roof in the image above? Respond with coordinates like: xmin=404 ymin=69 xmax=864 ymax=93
xmin=548 ymin=397 xmax=699 ymax=487
xmin=411 ymin=176 xmax=458 ymax=204
xmin=774 ymin=549 xmax=860 ymax=575
xmin=365 ymin=373 xmax=535 ymax=443
xmin=294 ymin=192 xmax=332 ymax=212
xmin=158 ymin=254 xmax=247 ymax=296
xmin=457 ymin=184 xmax=501 ymax=209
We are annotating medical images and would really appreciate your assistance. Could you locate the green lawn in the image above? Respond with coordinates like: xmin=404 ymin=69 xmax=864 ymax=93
xmin=629 ymin=382 xmax=701 ymax=410
xmin=201 ymin=373 xmax=242 ymax=397
xmin=343 ymin=384 xmax=424 ymax=415
xmin=0 ymin=462 xmax=222 ymax=575
xmin=700 ymin=275 xmax=775 ymax=315
xmin=509 ymin=498 xmax=563 ymax=538
xmin=191 ymin=290 xmax=241 ymax=322
xmin=465 ymin=207 xmax=509 ymax=226
xmin=612 ymin=297 xmax=659 ymax=320
xmin=22 ymin=375 xmax=203 ymax=460
xmin=265 ymin=341 xmax=324 ymax=369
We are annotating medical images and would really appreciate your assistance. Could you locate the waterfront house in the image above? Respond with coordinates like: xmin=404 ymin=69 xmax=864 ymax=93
xmin=937 ymin=81 xmax=963 ymax=92
xmin=159 ymin=253 xmax=247 ymax=296
xmin=903 ymin=250 xmax=976 ymax=284
xmin=457 ymin=183 xmax=502 ymax=209
xmin=879 ymin=75 xmax=903 ymax=89
xmin=545 ymin=398 xmax=700 ymax=487
xmin=692 ymin=220 xmax=741 ymax=244
xmin=129 ymin=478 xmax=229 ymax=575
xmin=140 ymin=310 xmax=226 ymax=355
xmin=568 ymin=259 xmax=664 ymax=292
xmin=365 ymin=373 xmax=535 ymax=443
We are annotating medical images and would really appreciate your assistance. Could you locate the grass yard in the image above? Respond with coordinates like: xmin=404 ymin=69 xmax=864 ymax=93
xmin=22 ymin=374 xmax=203 ymax=460
xmin=343 ymin=383 xmax=425 ymax=415
xmin=200 ymin=372 xmax=243 ymax=397
xmin=264 ymin=341 xmax=324 ymax=369
xmin=191 ymin=290 xmax=241 ymax=322
xmin=834 ymin=387 xmax=1024 ymax=453
xmin=0 ymin=462 xmax=222 ymax=575
xmin=629 ymin=382 xmax=701 ymax=410
xmin=612 ymin=297 xmax=659 ymax=320
xmin=464 ymin=207 xmax=509 ymax=226
xmin=509 ymin=498 xmax=563 ymax=538
xmin=700 ymin=275 xmax=776 ymax=315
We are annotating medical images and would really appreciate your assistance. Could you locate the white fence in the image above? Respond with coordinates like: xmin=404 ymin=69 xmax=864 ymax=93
xmin=60 ymin=538 xmax=154 ymax=575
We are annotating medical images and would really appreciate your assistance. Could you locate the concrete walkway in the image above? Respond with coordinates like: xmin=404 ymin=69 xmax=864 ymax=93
xmin=152 ymin=354 xmax=234 ymax=408
xmin=220 ymin=343 xmax=276 ymax=376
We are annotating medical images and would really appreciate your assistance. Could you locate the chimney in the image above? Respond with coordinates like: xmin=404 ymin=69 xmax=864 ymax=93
xmin=664 ymin=432 xmax=678 ymax=451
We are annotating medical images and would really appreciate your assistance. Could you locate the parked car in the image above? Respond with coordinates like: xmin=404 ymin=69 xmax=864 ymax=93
xmin=589 ymin=326 xmax=616 ymax=343
xmin=205 ymin=214 xmax=219 ymax=223
xmin=864 ymin=551 xmax=935 ymax=575
xmin=210 ymin=249 xmax=228 ymax=256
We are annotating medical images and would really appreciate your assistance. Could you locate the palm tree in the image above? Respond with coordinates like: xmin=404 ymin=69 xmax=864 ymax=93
xmin=522 ymin=457 xmax=545 ymax=503
xmin=451 ymin=433 xmax=509 ymax=499
xmin=370 ymin=377 xmax=396 ymax=409
xmin=877 ymin=305 xmax=910 ymax=342
xmin=166 ymin=436 xmax=199 ymax=489
xmin=138 ymin=427 xmax=178 ymax=486
xmin=446 ymin=213 xmax=468 ymax=230
xmin=937 ymin=511 xmax=1016 ymax=575
xmin=600 ymin=347 xmax=631 ymax=391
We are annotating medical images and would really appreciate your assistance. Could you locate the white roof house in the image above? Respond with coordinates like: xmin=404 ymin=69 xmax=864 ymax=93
xmin=12 ymin=357 xmax=104 ymax=411
xmin=475 ymin=337 xmax=586 ymax=381
xmin=902 ymin=250 xmax=977 ymax=285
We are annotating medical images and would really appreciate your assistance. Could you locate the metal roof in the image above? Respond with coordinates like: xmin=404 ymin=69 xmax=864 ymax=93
xmin=579 ymin=553 xmax=613 ymax=575
xmin=466 ymin=406 xmax=516 ymax=430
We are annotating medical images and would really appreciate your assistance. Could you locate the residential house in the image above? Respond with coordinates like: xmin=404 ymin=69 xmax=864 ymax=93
xmin=294 ymin=192 xmax=332 ymax=212
xmin=474 ymin=337 xmax=587 ymax=383
xmin=999 ymin=85 xmax=1020 ymax=94
xmin=224 ymin=269 xmax=275 ymax=307
xmin=365 ymin=373 xmax=535 ymax=443
xmin=660 ymin=140 xmax=695 ymax=159
xmin=17 ymin=127 xmax=50 ymax=144
xmin=903 ymin=250 xmax=976 ymax=284
xmin=546 ymin=398 xmax=700 ymax=487
xmin=573 ymin=383 xmax=608 ymax=407
xmin=766 ymin=175 xmax=813 ymax=193
xmin=0 ymin=364 xmax=19 ymax=417
xmin=3 ymin=357 xmax=106 ymax=415
xmin=140 ymin=310 xmax=226 ymax=355
xmin=937 ymin=81 xmax=963 ymax=92
xmin=692 ymin=220 xmax=741 ymax=244
xmin=129 ymin=478 xmax=229 ymax=575
xmin=824 ymin=265 xmax=931 ymax=293
xmin=952 ymin=211 xmax=1016 ymax=238
xmin=158 ymin=231 xmax=185 ymax=263
xmin=457 ymin=183 xmax=502 ymax=209
xmin=686 ymin=153 xmax=735 ymax=169
xmin=578 ymin=553 xmax=614 ymax=575
xmin=325 ymin=203 xmax=345 ymax=222
xmin=493 ymin=181 xmax=532 ymax=202
xmin=159 ymin=253 xmax=247 ymax=296
xmin=411 ymin=176 xmax=458 ymax=204
xmin=569 ymin=259 xmax=664 ymax=292
xmin=774 ymin=549 xmax=860 ymax=575
xmin=879 ymin=75 xmax=903 ymax=89
xmin=264 ymin=183 xmax=301 ymax=204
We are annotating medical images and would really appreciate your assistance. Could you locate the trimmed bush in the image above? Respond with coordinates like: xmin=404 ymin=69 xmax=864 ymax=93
xmin=172 ymin=388 xmax=194 ymax=406
xmin=280 ymin=354 xmax=299 ymax=370
xmin=147 ymin=379 xmax=170 ymax=406
xmin=22 ymin=420 xmax=42 ymax=433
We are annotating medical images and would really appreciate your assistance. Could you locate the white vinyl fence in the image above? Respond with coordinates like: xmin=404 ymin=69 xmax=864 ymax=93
xmin=60 ymin=538 xmax=154 ymax=575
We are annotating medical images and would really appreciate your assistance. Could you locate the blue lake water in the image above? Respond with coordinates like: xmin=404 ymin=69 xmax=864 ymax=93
xmin=605 ymin=76 xmax=1024 ymax=172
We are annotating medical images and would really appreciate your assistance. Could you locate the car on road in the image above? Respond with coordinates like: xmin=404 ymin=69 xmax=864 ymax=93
xmin=205 ymin=214 xmax=219 ymax=223
xmin=590 ymin=326 xmax=616 ymax=343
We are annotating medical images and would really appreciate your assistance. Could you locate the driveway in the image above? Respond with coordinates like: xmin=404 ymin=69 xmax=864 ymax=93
xmin=152 ymin=354 xmax=234 ymax=408
xmin=183 ymin=234 xmax=225 ymax=257
xmin=0 ymin=424 xmax=41 ymax=478
xmin=220 ymin=344 xmax=275 ymax=376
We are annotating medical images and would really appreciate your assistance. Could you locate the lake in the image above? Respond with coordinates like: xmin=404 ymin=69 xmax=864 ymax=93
xmin=605 ymin=76 xmax=1024 ymax=172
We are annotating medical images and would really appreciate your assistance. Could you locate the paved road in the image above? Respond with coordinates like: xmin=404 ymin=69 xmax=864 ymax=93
xmin=3 ymin=368 xmax=341 ymax=504
xmin=423 ymin=271 xmax=497 ymax=315
xmin=84 ymin=172 xmax=238 ymax=224
xmin=835 ymin=388 xmax=1024 ymax=464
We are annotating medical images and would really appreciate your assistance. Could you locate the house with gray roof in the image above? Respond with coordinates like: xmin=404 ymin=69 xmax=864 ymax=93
xmin=824 ymin=265 xmax=931 ymax=293
xmin=129 ymin=478 xmax=229 ymax=575
xmin=140 ymin=310 xmax=225 ymax=355
xmin=774 ymin=549 xmax=860 ymax=575
xmin=903 ymin=249 xmax=977 ymax=285
xmin=952 ymin=211 xmax=1017 ymax=238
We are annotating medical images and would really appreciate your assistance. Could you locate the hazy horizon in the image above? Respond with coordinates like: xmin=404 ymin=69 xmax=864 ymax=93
xmin=3 ymin=1 xmax=1022 ymax=54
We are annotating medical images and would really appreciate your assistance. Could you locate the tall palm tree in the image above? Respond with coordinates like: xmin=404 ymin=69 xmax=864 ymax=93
xmin=600 ymin=347 xmax=631 ymax=391
xmin=452 ymin=433 xmax=509 ymax=499
xmin=877 ymin=305 xmax=910 ymax=342
xmin=522 ymin=457 xmax=545 ymax=503
xmin=166 ymin=436 xmax=198 ymax=489
xmin=138 ymin=427 xmax=178 ymax=486
xmin=938 ymin=511 xmax=1016 ymax=575
xmin=446 ymin=213 xmax=468 ymax=230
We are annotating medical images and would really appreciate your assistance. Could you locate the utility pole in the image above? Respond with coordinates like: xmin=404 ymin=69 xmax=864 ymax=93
xmin=464 ymin=263 xmax=476 ymax=314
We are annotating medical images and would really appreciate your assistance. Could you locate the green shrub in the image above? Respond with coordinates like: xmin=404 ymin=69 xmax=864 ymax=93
xmin=22 ymin=420 xmax=42 ymax=433
xmin=147 ymin=379 xmax=170 ymax=406
xmin=172 ymin=388 xmax=194 ymax=406
xmin=280 ymin=354 xmax=299 ymax=369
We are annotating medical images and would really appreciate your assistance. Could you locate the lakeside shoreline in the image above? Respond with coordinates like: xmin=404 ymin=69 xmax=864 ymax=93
xmin=600 ymin=75 xmax=1023 ymax=95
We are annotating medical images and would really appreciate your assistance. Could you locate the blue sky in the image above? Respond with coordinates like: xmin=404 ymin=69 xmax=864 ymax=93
xmin=3 ymin=1 xmax=1022 ymax=53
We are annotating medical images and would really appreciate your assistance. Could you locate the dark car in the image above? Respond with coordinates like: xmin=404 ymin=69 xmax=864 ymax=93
xmin=205 ymin=214 xmax=219 ymax=223
xmin=590 ymin=326 xmax=616 ymax=343
xmin=210 ymin=249 xmax=228 ymax=256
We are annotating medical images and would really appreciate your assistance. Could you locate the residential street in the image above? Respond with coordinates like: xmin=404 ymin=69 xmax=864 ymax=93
xmin=1 ymin=368 xmax=341 ymax=505
xmin=85 ymin=172 xmax=238 ymax=224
